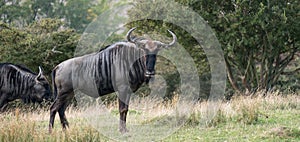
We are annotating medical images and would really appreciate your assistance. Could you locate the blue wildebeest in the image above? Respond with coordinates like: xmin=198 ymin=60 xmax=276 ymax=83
xmin=49 ymin=28 xmax=177 ymax=133
xmin=0 ymin=63 xmax=52 ymax=110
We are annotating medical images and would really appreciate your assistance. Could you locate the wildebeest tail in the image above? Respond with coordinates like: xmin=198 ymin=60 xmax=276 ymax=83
xmin=51 ymin=66 xmax=58 ymax=101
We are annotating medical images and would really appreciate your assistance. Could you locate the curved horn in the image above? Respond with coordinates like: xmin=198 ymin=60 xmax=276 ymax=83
xmin=126 ymin=27 xmax=136 ymax=43
xmin=167 ymin=30 xmax=177 ymax=46
xmin=36 ymin=66 xmax=43 ymax=81
xmin=159 ymin=30 xmax=177 ymax=48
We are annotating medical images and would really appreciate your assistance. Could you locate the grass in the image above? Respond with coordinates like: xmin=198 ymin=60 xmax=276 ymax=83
xmin=0 ymin=92 xmax=299 ymax=142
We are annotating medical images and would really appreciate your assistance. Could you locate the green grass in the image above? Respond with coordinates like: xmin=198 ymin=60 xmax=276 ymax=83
xmin=164 ymin=109 xmax=300 ymax=142
xmin=0 ymin=93 xmax=299 ymax=142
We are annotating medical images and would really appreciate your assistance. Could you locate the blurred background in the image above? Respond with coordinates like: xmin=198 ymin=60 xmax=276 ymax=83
xmin=0 ymin=0 xmax=299 ymax=102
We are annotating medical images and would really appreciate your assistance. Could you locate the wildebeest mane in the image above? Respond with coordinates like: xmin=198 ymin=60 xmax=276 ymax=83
xmin=97 ymin=36 xmax=146 ymax=53
xmin=0 ymin=63 xmax=36 ymax=75
xmin=98 ymin=45 xmax=111 ymax=52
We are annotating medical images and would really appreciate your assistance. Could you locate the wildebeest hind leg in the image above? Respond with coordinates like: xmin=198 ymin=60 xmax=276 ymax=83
xmin=58 ymin=91 xmax=74 ymax=129
xmin=49 ymin=99 xmax=58 ymax=133
xmin=58 ymin=101 xmax=70 ymax=129
xmin=49 ymin=91 xmax=74 ymax=132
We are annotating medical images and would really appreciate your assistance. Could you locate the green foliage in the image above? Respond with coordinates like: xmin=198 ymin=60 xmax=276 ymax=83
xmin=190 ymin=0 xmax=300 ymax=93
xmin=0 ymin=0 xmax=26 ymax=24
xmin=63 ymin=0 xmax=109 ymax=32
xmin=0 ymin=19 xmax=79 ymax=74
xmin=1 ymin=0 xmax=299 ymax=100
xmin=21 ymin=0 xmax=57 ymax=24
xmin=128 ymin=0 xmax=300 ymax=96
xmin=127 ymin=0 xmax=212 ymax=98
xmin=0 ymin=0 xmax=110 ymax=32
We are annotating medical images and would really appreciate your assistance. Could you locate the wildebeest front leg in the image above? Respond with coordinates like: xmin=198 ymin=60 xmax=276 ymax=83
xmin=119 ymin=98 xmax=129 ymax=133
xmin=0 ymin=94 xmax=8 ymax=112
xmin=118 ymin=89 xmax=131 ymax=133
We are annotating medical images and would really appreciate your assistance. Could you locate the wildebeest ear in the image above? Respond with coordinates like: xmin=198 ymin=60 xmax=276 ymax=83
xmin=35 ymin=66 xmax=44 ymax=81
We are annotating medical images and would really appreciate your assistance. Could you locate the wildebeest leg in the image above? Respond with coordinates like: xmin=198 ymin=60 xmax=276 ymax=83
xmin=0 ymin=94 xmax=8 ymax=112
xmin=49 ymin=99 xmax=58 ymax=133
xmin=119 ymin=98 xmax=129 ymax=133
xmin=55 ymin=103 xmax=68 ymax=129
xmin=58 ymin=91 xmax=74 ymax=129
xmin=118 ymin=89 xmax=131 ymax=133
xmin=58 ymin=98 xmax=72 ymax=129
xmin=49 ymin=91 xmax=74 ymax=133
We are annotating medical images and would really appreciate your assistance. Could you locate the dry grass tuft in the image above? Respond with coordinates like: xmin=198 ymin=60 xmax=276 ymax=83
xmin=0 ymin=92 xmax=298 ymax=141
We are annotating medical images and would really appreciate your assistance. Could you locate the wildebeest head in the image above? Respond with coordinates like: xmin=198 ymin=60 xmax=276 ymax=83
xmin=126 ymin=28 xmax=177 ymax=80
xmin=31 ymin=66 xmax=52 ymax=103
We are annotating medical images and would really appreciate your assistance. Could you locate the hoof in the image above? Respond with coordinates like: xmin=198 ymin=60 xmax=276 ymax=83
xmin=48 ymin=127 xmax=53 ymax=134
xmin=119 ymin=128 xmax=129 ymax=134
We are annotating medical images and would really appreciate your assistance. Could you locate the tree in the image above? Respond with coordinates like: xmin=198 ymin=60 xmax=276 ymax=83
xmin=127 ymin=0 xmax=212 ymax=99
xmin=22 ymin=0 xmax=57 ymax=24
xmin=0 ymin=0 xmax=110 ymax=32
xmin=211 ymin=0 xmax=300 ymax=94
xmin=0 ymin=0 xmax=27 ymax=25
xmin=62 ymin=0 xmax=109 ymax=32
xmin=0 ymin=0 xmax=58 ymax=27
xmin=0 ymin=19 xmax=79 ymax=74
xmin=127 ymin=0 xmax=300 ymax=96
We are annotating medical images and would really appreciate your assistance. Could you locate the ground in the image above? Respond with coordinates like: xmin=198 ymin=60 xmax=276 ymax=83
xmin=0 ymin=93 xmax=299 ymax=142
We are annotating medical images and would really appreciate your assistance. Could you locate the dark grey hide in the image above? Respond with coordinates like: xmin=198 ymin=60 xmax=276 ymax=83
xmin=0 ymin=63 xmax=52 ymax=110
xmin=49 ymin=28 xmax=177 ymax=133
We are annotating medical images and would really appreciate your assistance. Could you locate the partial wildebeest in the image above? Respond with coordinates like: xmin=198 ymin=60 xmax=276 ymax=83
xmin=0 ymin=63 xmax=52 ymax=110
xmin=49 ymin=28 xmax=177 ymax=133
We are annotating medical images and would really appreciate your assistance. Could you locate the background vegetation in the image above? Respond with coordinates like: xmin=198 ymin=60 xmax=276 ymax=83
xmin=1 ymin=0 xmax=299 ymax=98
xmin=0 ymin=0 xmax=299 ymax=141
xmin=127 ymin=0 xmax=300 ymax=97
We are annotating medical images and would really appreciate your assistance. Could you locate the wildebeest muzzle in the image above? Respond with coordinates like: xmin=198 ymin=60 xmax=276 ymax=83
xmin=145 ymin=54 xmax=157 ymax=78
